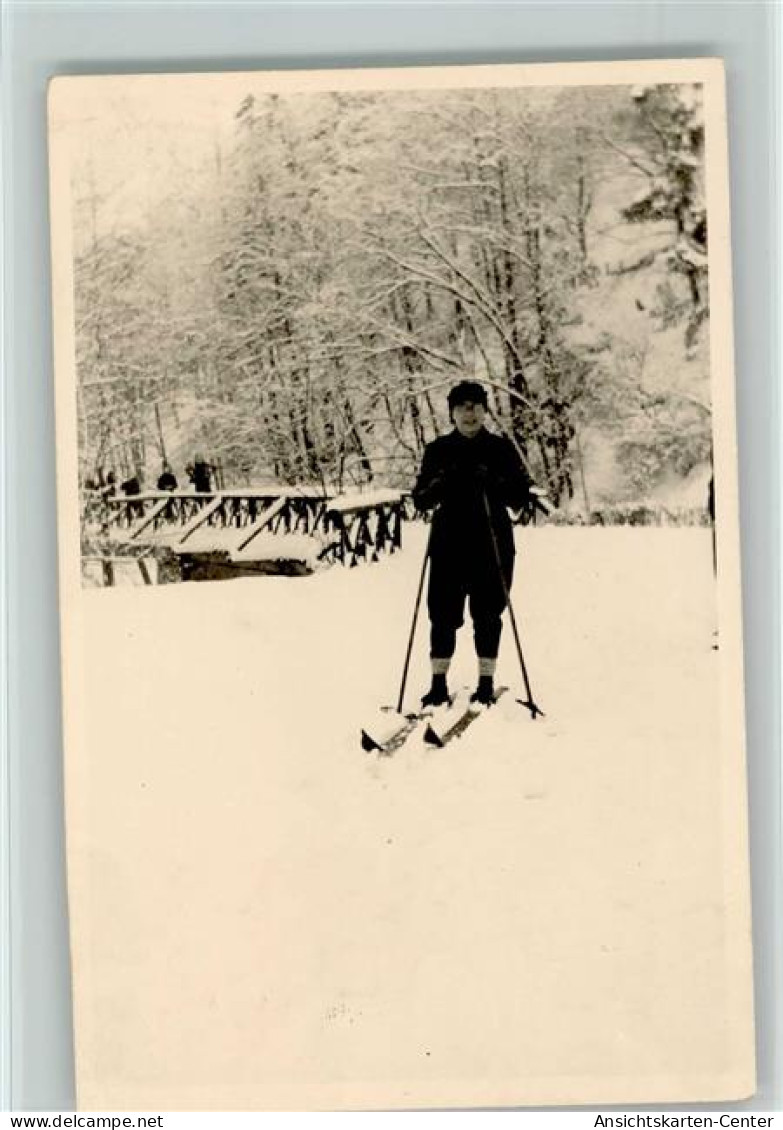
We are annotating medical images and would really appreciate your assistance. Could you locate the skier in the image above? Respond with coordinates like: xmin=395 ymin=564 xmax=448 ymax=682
xmin=412 ymin=380 xmax=550 ymax=707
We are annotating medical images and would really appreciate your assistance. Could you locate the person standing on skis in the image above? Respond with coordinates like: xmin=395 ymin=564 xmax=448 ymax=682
xmin=412 ymin=380 xmax=549 ymax=707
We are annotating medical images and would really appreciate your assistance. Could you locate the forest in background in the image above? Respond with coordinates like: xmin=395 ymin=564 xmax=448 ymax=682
xmin=72 ymin=81 xmax=711 ymax=514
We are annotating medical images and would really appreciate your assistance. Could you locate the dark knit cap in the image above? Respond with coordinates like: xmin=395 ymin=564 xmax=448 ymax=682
xmin=447 ymin=380 xmax=488 ymax=412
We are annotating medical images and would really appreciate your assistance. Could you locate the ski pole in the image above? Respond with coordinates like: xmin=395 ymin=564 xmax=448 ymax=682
xmin=480 ymin=489 xmax=544 ymax=719
xmin=396 ymin=521 xmax=433 ymax=714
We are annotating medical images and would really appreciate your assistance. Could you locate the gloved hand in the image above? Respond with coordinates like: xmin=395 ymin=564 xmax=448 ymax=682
xmin=414 ymin=468 xmax=449 ymax=509
xmin=531 ymin=486 xmax=555 ymax=514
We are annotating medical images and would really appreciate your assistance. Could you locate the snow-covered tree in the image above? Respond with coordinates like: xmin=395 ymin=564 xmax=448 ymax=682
xmin=71 ymin=81 xmax=712 ymax=515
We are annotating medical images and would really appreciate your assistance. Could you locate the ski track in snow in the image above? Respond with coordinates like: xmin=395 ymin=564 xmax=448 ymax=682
xmin=78 ymin=527 xmax=730 ymax=1104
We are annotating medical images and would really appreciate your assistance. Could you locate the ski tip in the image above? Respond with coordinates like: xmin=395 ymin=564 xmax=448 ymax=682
xmin=423 ymin=725 xmax=445 ymax=748
xmin=361 ymin=730 xmax=382 ymax=753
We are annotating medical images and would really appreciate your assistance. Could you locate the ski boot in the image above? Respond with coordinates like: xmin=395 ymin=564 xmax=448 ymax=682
xmin=470 ymin=675 xmax=495 ymax=706
xmin=421 ymin=673 xmax=450 ymax=708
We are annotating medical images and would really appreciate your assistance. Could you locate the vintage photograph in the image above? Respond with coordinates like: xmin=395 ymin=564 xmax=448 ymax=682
xmin=48 ymin=61 xmax=753 ymax=1110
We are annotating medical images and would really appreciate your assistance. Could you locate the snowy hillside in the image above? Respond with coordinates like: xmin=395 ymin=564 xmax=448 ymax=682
xmin=73 ymin=525 xmax=738 ymax=1109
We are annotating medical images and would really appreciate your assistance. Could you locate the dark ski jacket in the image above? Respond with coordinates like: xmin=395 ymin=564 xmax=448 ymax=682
xmin=412 ymin=427 xmax=534 ymax=562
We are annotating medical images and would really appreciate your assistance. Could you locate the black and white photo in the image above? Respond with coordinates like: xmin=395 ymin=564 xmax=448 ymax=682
xmin=47 ymin=60 xmax=753 ymax=1111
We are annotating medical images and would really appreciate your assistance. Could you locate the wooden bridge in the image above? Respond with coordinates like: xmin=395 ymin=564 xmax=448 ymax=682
xmin=84 ymin=487 xmax=410 ymax=584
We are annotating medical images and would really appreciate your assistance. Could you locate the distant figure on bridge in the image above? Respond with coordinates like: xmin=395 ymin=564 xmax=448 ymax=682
xmin=186 ymin=456 xmax=212 ymax=494
xmin=121 ymin=471 xmax=144 ymax=520
xmin=121 ymin=473 xmax=142 ymax=496
xmin=157 ymin=462 xmax=178 ymax=492
xmin=99 ymin=470 xmax=117 ymax=500
xmin=412 ymin=380 xmax=551 ymax=707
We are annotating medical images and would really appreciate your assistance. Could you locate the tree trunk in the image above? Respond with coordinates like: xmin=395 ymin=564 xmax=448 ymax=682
xmin=393 ymin=290 xmax=427 ymax=456
xmin=498 ymin=153 xmax=531 ymax=448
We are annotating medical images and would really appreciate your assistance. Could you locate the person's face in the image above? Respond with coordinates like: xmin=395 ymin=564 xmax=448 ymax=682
xmin=452 ymin=400 xmax=486 ymax=438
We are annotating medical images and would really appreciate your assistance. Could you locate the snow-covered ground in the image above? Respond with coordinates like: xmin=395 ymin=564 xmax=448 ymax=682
xmin=71 ymin=526 xmax=751 ymax=1109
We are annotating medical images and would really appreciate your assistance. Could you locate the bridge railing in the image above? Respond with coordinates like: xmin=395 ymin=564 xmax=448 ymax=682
xmin=83 ymin=487 xmax=409 ymax=579
xmin=322 ymin=490 xmax=406 ymax=567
